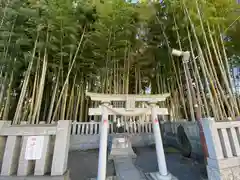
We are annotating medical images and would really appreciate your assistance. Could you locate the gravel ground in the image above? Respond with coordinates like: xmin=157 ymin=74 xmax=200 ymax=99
xmin=68 ymin=147 xmax=204 ymax=180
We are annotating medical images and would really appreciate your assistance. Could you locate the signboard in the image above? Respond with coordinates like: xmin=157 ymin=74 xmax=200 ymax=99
xmin=25 ymin=136 xmax=44 ymax=160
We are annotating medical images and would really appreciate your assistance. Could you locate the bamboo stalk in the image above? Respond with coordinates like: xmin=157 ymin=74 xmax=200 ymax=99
xmin=47 ymin=69 xmax=60 ymax=124
xmin=3 ymin=67 xmax=14 ymax=120
xmin=183 ymin=3 xmax=219 ymax=119
xmin=187 ymin=28 xmax=210 ymax=117
xmin=52 ymin=26 xmax=86 ymax=122
xmin=13 ymin=33 xmax=39 ymax=124
xmin=74 ymin=83 xmax=82 ymax=121
xmin=67 ymin=74 xmax=77 ymax=119
xmin=32 ymin=30 xmax=49 ymax=124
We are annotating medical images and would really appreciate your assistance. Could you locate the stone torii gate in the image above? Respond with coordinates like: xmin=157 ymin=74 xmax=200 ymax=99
xmin=86 ymin=92 xmax=172 ymax=180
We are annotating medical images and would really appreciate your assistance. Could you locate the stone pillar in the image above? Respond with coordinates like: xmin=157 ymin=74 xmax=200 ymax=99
xmin=34 ymin=136 xmax=51 ymax=175
xmin=1 ymin=136 xmax=21 ymax=175
xmin=97 ymin=101 xmax=110 ymax=180
xmin=150 ymin=102 xmax=171 ymax=180
xmin=201 ymin=118 xmax=225 ymax=180
xmin=0 ymin=121 xmax=9 ymax=170
xmin=201 ymin=118 xmax=224 ymax=160
xmin=51 ymin=120 xmax=71 ymax=176
xmin=72 ymin=121 xmax=77 ymax=135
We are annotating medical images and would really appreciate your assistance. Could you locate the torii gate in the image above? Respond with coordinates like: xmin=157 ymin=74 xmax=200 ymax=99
xmin=86 ymin=92 xmax=172 ymax=180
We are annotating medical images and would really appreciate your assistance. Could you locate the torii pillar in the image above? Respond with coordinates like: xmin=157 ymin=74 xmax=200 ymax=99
xmin=149 ymin=101 xmax=172 ymax=180
xmin=97 ymin=100 xmax=110 ymax=180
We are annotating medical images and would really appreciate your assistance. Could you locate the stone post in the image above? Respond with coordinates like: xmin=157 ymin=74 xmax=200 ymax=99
xmin=97 ymin=101 xmax=110 ymax=180
xmin=200 ymin=118 xmax=240 ymax=180
xmin=17 ymin=136 xmax=34 ymax=176
xmin=0 ymin=121 xmax=8 ymax=162
xmin=51 ymin=120 xmax=71 ymax=176
xmin=201 ymin=118 xmax=224 ymax=160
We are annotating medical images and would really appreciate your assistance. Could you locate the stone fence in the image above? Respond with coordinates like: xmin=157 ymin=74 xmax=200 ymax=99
xmin=33 ymin=120 xmax=201 ymax=155
xmin=7 ymin=118 xmax=240 ymax=180
xmin=70 ymin=121 xmax=154 ymax=150
xmin=71 ymin=121 xmax=153 ymax=135
xmin=0 ymin=120 xmax=71 ymax=180
xmin=69 ymin=120 xmax=199 ymax=152
xmin=201 ymin=118 xmax=240 ymax=180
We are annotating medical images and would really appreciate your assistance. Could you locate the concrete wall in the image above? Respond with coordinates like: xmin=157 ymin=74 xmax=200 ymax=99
xmin=70 ymin=133 xmax=155 ymax=151
xmin=70 ymin=121 xmax=155 ymax=151
xmin=70 ymin=135 xmax=99 ymax=150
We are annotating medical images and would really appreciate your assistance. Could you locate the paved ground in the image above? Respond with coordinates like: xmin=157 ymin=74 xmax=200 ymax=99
xmin=134 ymin=147 xmax=204 ymax=180
xmin=68 ymin=147 xmax=205 ymax=180
xmin=68 ymin=149 xmax=115 ymax=180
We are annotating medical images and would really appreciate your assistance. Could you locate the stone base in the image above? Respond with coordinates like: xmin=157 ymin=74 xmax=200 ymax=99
xmin=207 ymin=165 xmax=240 ymax=180
xmin=89 ymin=176 xmax=117 ymax=180
xmin=146 ymin=172 xmax=175 ymax=180
xmin=109 ymin=135 xmax=136 ymax=160
xmin=0 ymin=171 xmax=70 ymax=180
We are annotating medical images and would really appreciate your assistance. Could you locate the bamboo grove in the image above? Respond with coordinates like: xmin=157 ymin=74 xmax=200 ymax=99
xmin=0 ymin=0 xmax=240 ymax=124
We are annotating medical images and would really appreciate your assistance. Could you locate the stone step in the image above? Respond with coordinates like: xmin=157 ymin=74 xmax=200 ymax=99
xmin=89 ymin=176 xmax=117 ymax=180
xmin=145 ymin=172 xmax=178 ymax=180
xmin=114 ymin=157 xmax=147 ymax=180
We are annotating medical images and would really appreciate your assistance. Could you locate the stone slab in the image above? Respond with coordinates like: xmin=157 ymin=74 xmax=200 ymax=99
xmin=109 ymin=135 xmax=137 ymax=160
xmin=0 ymin=170 xmax=70 ymax=180
xmin=89 ymin=176 xmax=117 ymax=180
xmin=145 ymin=172 xmax=176 ymax=180
xmin=114 ymin=157 xmax=146 ymax=180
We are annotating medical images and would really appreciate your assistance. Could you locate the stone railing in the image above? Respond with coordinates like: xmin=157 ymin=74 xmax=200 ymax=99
xmin=71 ymin=121 xmax=153 ymax=135
xmin=0 ymin=120 xmax=71 ymax=179
xmin=70 ymin=121 xmax=154 ymax=150
xmin=71 ymin=122 xmax=101 ymax=135
xmin=201 ymin=118 xmax=240 ymax=180
xmin=69 ymin=120 xmax=202 ymax=151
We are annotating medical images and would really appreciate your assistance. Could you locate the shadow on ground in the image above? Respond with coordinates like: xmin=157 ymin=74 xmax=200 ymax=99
xmin=68 ymin=147 xmax=204 ymax=180
xmin=68 ymin=149 xmax=115 ymax=180
xmin=134 ymin=146 xmax=203 ymax=180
